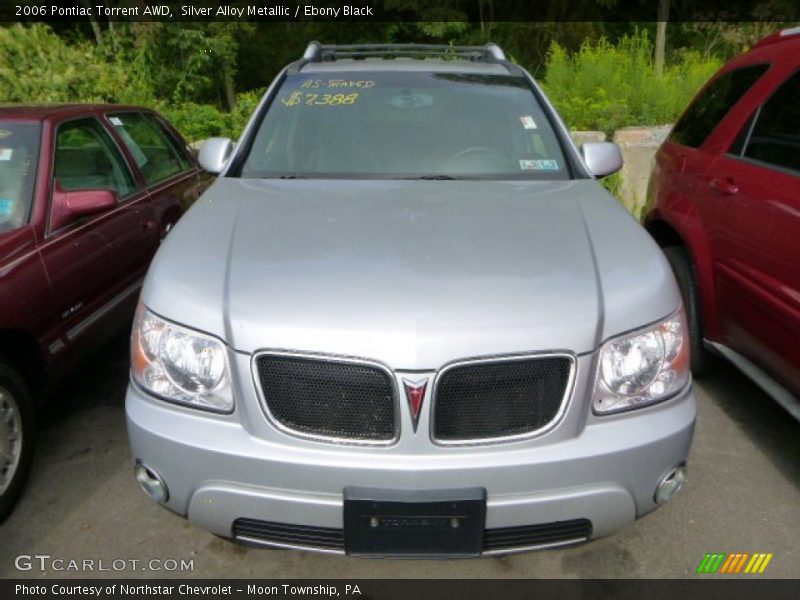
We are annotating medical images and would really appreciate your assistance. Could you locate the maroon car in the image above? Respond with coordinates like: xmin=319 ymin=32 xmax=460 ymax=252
xmin=0 ymin=104 xmax=208 ymax=518
xmin=644 ymin=28 xmax=800 ymax=417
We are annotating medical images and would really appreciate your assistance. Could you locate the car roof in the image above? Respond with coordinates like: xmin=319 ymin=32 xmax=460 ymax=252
xmin=751 ymin=26 xmax=800 ymax=50
xmin=730 ymin=28 xmax=800 ymax=67
xmin=299 ymin=58 xmax=511 ymax=75
xmin=0 ymin=103 xmax=153 ymax=122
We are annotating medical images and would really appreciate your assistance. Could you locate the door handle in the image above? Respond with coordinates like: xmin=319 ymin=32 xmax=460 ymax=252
xmin=709 ymin=177 xmax=738 ymax=196
xmin=142 ymin=220 xmax=157 ymax=230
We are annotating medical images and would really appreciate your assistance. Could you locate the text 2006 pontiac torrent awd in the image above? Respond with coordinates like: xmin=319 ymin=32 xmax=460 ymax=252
xmin=126 ymin=42 xmax=695 ymax=557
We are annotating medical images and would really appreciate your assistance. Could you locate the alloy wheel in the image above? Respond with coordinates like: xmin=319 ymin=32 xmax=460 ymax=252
xmin=0 ymin=386 xmax=23 ymax=496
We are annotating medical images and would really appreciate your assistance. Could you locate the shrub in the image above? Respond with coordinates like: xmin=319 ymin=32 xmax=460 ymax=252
xmin=541 ymin=30 xmax=722 ymax=134
xmin=157 ymin=102 xmax=231 ymax=142
xmin=229 ymin=89 xmax=265 ymax=138
xmin=0 ymin=24 xmax=265 ymax=143
xmin=157 ymin=89 xmax=265 ymax=142
xmin=0 ymin=24 xmax=139 ymax=104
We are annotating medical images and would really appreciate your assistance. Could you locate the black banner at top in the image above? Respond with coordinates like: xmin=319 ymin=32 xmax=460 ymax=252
xmin=3 ymin=0 xmax=800 ymax=23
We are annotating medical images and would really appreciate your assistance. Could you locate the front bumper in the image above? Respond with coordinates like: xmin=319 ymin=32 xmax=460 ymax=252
xmin=125 ymin=354 xmax=696 ymax=555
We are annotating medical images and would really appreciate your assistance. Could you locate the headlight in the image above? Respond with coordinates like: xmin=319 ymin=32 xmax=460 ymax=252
xmin=131 ymin=304 xmax=233 ymax=412
xmin=593 ymin=310 xmax=690 ymax=414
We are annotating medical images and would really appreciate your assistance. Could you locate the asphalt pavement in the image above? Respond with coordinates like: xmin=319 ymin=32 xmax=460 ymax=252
xmin=1 ymin=334 xmax=798 ymax=579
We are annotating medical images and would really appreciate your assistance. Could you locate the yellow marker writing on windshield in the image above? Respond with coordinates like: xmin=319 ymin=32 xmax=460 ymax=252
xmin=281 ymin=92 xmax=359 ymax=107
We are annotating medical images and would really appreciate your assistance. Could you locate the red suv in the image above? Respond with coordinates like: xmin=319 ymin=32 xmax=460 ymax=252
xmin=0 ymin=105 xmax=208 ymax=519
xmin=645 ymin=28 xmax=800 ymax=417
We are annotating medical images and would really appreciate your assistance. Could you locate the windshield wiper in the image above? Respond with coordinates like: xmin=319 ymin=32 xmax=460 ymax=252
xmin=395 ymin=175 xmax=474 ymax=180
xmin=270 ymin=174 xmax=475 ymax=180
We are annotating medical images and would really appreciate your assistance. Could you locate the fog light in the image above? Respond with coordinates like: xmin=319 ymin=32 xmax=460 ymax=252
xmin=655 ymin=465 xmax=686 ymax=505
xmin=135 ymin=461 xmax=169 ymax=503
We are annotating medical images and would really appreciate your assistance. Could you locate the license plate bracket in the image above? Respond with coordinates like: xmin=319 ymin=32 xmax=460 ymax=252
xmin=343 ymin=487 xmax=486 ymax=557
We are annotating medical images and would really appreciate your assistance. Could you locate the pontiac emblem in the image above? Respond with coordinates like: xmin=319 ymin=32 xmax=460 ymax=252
xmin=402 ymin=378 xmax=428 ymax=433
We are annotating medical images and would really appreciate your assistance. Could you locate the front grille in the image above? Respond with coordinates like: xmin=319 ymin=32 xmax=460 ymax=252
xmin=234 ymin=519 xmax=344 ymax=551
xmin=254 ymin=354 xmax=396 ymax=442
xmin=433 ymin=356 xmax=572 ymax=442
xmin=482 ymin=519 xmax=592 ymax=552
xmin=232 ymin=518 xmax=591 ymax=554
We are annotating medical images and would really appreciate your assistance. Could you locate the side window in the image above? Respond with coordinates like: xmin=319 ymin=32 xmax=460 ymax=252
xmin=739 ymin=71 xmax=800 ymax=174
xmin=54 ymin=118 xmax=135 ymax=197
xmin=727 ymin=112 xmax=756 ymax=156
xmin=669 ymin=64 xmax=769 ymax=149
xmin=108 ymin=112 xmax=192 ymax=185
xmin=0 ymin=122 xmax=40 ymax=232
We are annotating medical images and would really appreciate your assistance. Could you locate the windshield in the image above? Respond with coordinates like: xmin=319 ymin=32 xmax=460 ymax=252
xmin=238 ymin=71 xmax=570 ymax=180
xmin=0 ymin=122 xmax=40 ymax=233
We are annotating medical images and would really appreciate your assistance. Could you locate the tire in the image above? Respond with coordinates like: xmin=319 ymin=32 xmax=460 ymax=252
xmin=662 ymin=246 xmax=709 ymax=376
xmin=0 ymin=361 xmax=35 ymax=522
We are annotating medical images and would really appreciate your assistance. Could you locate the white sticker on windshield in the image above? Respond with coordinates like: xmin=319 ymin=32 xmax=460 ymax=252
xmin=109 ymin=116 xmax=124 ymax=126
xmin=520 ymin=159 xmax=559 ymax=171
xmin=520 ymin=116 xmax=537 ymax=129
xmin=0 ymin=148 xmax=12 ymax=161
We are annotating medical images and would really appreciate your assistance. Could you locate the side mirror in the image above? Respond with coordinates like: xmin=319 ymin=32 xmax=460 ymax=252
xmin=198 ymin=137 xmax=233 ymax=174
xmin=582 ymin=142 xmax=623 ymax=178
xmin=51 ymin=182 xmax=117 ymax=231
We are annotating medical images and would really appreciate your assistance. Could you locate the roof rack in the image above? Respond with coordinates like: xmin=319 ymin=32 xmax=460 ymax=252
xmin=302 ymin=42 xmax=507 ymax=63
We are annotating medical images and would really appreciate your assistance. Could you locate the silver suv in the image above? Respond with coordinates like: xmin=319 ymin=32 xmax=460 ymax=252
xmin=126 ymin=43 xmax=695 ymax=557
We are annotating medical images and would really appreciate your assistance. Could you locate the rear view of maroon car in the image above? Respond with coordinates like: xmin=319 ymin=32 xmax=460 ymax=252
xmin=645 ymin=28 xmax=800 ymax=417
xmin=0 ymin=104 xmax=208 ymax=519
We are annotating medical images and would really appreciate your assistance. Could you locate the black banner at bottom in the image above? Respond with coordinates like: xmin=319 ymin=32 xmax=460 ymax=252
xmin=3 ymin=579 xmax=799 ymax=600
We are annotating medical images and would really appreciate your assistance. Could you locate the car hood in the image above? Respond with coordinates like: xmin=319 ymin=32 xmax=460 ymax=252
xmin=143 ymin=178 xmax=680 ymax=368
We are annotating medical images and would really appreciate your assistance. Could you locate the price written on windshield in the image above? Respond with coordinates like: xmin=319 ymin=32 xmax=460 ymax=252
xmin=280 ymin=92 xmax=360 ymax=107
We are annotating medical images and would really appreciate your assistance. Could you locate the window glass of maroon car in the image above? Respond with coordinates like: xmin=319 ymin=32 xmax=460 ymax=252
xmin=669 ymin=64 xmax=770 ymax=149
xmin=108 ymin=113 xmax=192 ymax=185
xmin=740 ymin=71 xmax=800 ymax=174
xmin=0 ymin=122 xmax=40 ymax=231
xmin=54 ymin=118 xmax=136 ymax=197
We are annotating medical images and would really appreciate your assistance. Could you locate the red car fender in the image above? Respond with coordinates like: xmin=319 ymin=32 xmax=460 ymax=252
xmin=645 ymin=196 xmax=720 ymax=340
